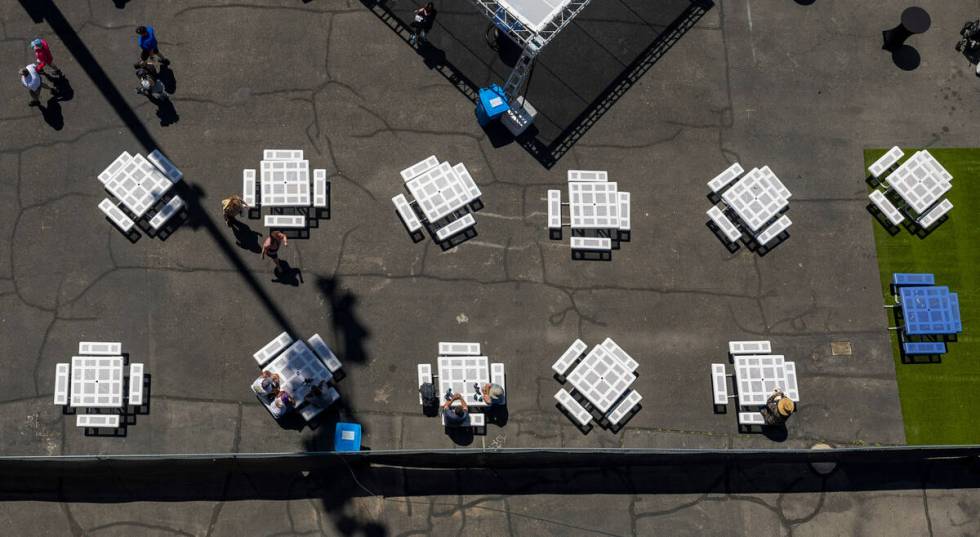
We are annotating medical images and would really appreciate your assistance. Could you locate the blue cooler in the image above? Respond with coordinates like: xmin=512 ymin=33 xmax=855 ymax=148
xmin=334 ymin=422 xmax=362 ymax=452
xmin=476 ymin=84 xmax=510 ymax=126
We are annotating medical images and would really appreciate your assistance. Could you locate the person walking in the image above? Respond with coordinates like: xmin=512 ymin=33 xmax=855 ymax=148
xmin=409 ymin=3 xmax=436 ymax=46
xmin=31 ymin=38 xmax=63 ymax=79
xmin=20 ymin=64 xmax=55 ymax=106
xmin=221 ymin=194 xmax=248 ymax=226
xmin=134 ymin=61 xmax=169 ymax=101
xmin=261 ymin=231 xmax=288 ymax=272
xmin=135 ymin=25 xmax=170 ymax=66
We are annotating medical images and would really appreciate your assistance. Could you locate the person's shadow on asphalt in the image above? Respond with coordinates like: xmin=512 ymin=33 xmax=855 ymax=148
xmin=272 ymin=260 xmax=303 ymax=287
xmin=231 ymin=221 xmax=262 ymax=253
xmin=153 ymin=96 xmax=179 ymax=126
xmin=38 ymin=97 xmax=64 ymax=130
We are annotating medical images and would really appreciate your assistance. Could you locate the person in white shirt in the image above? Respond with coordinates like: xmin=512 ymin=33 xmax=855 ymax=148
xmin=20 ymin=64 xmax=53 ymax=106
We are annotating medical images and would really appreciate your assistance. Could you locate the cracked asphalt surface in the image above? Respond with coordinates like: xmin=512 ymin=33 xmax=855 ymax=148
xmin=1 ymin=0 xmax=979 ymax=534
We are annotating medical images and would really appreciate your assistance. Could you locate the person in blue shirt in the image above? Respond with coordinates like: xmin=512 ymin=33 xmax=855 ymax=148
xmin=135 ymin=25 xmax=169 ymax=66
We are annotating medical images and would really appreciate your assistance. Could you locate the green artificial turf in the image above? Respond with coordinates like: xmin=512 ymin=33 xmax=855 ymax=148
xmin=865 ymin=148 xmax=980 ymax=444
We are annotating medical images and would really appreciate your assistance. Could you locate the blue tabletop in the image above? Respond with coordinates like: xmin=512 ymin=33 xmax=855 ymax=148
xmin=478 ymin=85 xmax=510 ymax=117
xmin=900 ymin=286 xmax=962 ymax=335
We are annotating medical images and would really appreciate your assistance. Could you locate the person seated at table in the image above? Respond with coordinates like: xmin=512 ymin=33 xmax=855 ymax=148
xmin=269 ymin=390 xmax=294 ymax=420
xmin=481 ymin=383 xmax=505 ymax=406
xmin=303 ymin=379 xmax=335 ymax=407
xmin=251 ymin=371 xmax=280 ymax=399
xmin=760 ymin=388 xmax=795 ymax=426
xmin=441 ymin=393 xmax=469 ymax=425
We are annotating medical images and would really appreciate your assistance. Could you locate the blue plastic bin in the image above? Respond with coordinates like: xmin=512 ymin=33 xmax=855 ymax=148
xmin=334 ymin=422 xmax=362 ymax=452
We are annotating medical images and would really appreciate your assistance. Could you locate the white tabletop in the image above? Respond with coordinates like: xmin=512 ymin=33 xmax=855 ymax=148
xmin=70 ymin=356 xmax=124 ymax=408
xmin=437 ymin=355 xmax=489 ymax=407
xmin=496 ymin=0 xmax=572 ymax=32
xmin=260 ymin=159 xmax=311 ymax=207
xmin=406 ymin=162 xmax=478 ymax=222
xmin=101 ymin=153 xmax=173 ymax=217
xmin=264 ymin=340 xmax=331 ymax=402
xmin=568 ymin=181 xmax=620 ymax=229
xmin=721 ymin=167 xmax=790 ymax=232
xmin=887 ymin=152 xmax=951 ymax=214
xmin=566 ymin=344 xmax=636 ymax=413
xmin=733 ymin=355 xmax=795 ymax=407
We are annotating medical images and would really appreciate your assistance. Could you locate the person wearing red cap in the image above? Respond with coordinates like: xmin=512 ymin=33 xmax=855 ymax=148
xmin=31 ymin=38 xmax=62 ymax=79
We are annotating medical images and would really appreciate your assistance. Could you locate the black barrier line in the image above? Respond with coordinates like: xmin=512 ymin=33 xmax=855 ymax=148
xmin=19 ymin=0 xmax=297 ymax=336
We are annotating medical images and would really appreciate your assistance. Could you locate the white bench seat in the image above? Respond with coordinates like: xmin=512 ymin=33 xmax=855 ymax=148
xmin=547 ymin=189 xmax=561 ymax=230
xmin=601 ymin=338 xmax=638 ymax=371
xmin=54 ymin=363 xmax=69 ymax=405
xmin=491 ymin=363 xmax=505 ymax=391
xmin=618 ymin=192 xmax=631 ymax=231
xmin=554 ymin=389 xmax=592 ymax=427
xmin=553 ymin=339 xmax=587 ymax=376
xmin=148 ymin=149 xmax=183 ymax=183
xmin=149 ymin=195 xmax=184 ymax=230
xmin=869 ymin=190 xmax=904 ymax=226
xmin=313 ymin=169 xmax=328 ymax=208
xmin=401 ymin=155 xmax=439 ymax=182
xmin=783 ymin=361 xmax=799 ymax=402
xmin=254 ymin=331 xmax=292 ymax=366
xmin=441 ymin=410 xmax=485 ymax=427
xmin=567 ymin=170 xmax=607 ymax=182
xmin=264 ymin=214 xmax=306 ymax=228
xmin=392 ymin=194 xmax=423 ymax=233
xmin=243 ymin=169 xmax=257 ymax=207
xmin=128 ymin=363 xmax=144 ymax=406
xmin=868 ymin=146 xmax=904 ymax=179
xmin=917 ymin=199 xmax=952 ymax=229
xmin=99 ymin=198 xmax=135 ymax=233
xmin=77 ymin=414 xmax=120 ymax=428
xmin=417 ymin=363 xmax=433 ymax=404
xmin=264 ymin=149 xmax=303 ymax=161
xmin=729 ymin=341 xmax=771 ymax=355
xmin=435 ymin=213 xmax=476 ymax=241
xmin=570 ymin=236 xmax=611 ymax=251
xmin=708 ymin=162 xmax=744 ymax=193
xmin=756 ymin=214 xmax=792 ymax=246
xmin=738 ymin=412 xmax=764 ymax=427
xmin=439 ymin=342 xmax=481 ymax=356
xmin=79 ymin=341 xmax=122 ymax=355
xmin=707 ymin=205 xmax=741 ymax=243
xmin=307 ymin=333 xmax=342 ymax=372
xmin=711 ymin=363 xmax=728 ymax=406
xmin=606 ymin=390 xmax=642 ymax=425
xmin=452 ymin=163 xmax=481 ymax=203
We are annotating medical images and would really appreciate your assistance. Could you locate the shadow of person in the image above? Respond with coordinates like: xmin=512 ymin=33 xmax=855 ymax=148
xmin=892 ymin=45 xmax=921 ymax=71
xmin=158 ymin=65 xmax=176 ymax=94
xmin=112 ymin=0 xmax=130 ymax=7
xmin=486 ymin=405 xmax=508 ymax=427
xmin=230 ymin=220 xmax=262 ymax=253
xmin=418 ymin=43 xmax=446 ymax=70
xmin=447 ymin=426 xmax=475 ymax=446
xmin=272 ymin=260 xmax=303 ymax=286
xmin=762 ymin=425 xmax=789 ymax=442
xmin=39 ymin=97 xmax=64 ymax=130
xmin=152 ymin=96 xmax=179 ymax=126
xmin=50 ymin=75 xmax=73 ymax=102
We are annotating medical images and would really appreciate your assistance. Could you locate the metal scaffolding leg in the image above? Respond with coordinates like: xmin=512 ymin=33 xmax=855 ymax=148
xmin=503 ymin=36 xmax=543 ymax=100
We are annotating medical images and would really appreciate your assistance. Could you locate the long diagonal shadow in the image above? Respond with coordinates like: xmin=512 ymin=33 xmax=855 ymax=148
xmin=20 ymin=0 xmax=296 ymax=335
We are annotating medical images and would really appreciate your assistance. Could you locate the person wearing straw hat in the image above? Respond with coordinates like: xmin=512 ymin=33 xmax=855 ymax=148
xmin=761 ymin=388 xmax=795 ymax=426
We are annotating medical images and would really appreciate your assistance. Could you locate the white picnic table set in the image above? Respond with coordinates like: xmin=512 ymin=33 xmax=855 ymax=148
xmin=392 ymin=155 xmax=483 ymax=245
xmin=551 ymin=338 xmax=642 ymax=432
xmin=866 ymin=147 xmax=954 ymax=232
xmin=52 ymin=341 xmax=146 ymax=433
xmin=253 ymin=331 xmax=344 ymax=423
xmin=710 ymin=340 xmax=800 ymax=431
xmin=97 ymin=149 xmax=186 ymax=239
xmin=706 ymin=163 xmax=793 ymax=251
xmin=546 ymin=170 xmax=632 ymax=259
xmin=242 ymin=149 xmax=330 ymax=231
xmin=416 ymin=342 xmax=506 ymax=430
